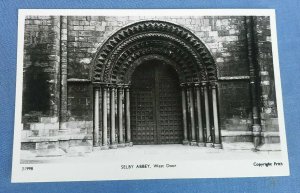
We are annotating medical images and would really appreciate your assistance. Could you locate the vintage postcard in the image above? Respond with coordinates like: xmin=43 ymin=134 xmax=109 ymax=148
xmin=12 ymin=9 xmax=289 ymax=182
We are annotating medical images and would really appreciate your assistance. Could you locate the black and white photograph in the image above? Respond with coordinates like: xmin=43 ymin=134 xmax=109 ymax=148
xmin=12 ymin=9 xmax=289 ymax=182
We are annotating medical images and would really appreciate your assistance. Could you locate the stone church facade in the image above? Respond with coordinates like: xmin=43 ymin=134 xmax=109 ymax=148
xmin=21 ymin=15 xmax=279 ymax=154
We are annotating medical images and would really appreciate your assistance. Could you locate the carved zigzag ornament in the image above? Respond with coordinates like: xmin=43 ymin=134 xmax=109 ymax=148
xmin=92 ymin=20 xmax=217 ymax=83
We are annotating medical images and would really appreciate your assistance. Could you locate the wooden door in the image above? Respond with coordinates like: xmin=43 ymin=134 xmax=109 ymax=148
xmin=130 ymin=60 xmax=182 ymax=145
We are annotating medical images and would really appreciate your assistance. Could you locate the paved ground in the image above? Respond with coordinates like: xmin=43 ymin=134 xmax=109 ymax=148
xmin=20 ymin=143 xmax=282 ymax=164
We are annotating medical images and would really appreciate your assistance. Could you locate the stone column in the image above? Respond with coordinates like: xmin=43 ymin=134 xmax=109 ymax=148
xmin=125 ymin=85 xmax=132 ymax=146
xmin=102 ymin=84 xmax=109 ymax=150
xmin=110 ymin=85 xmax=117 ymax=149
xmin=180 ymin=84 xmax=189 ymax=145
xmin=195 ymin=83 xmax=205 ymax=147
xmin=203 ymin=82 xmax=212 ymax=146
xmin=60 ymin=16 xmax=68 ymax=125
xmin=117 ymin=85 xmax=125 ymax=147
xmin=93 ymin=87 xmax=100 ymax=147
xmin=211 ymin=82 xmax=222 ymax=149
xmin=188 ymin=84 xmax=197 ymax=146
xmin=51 ymin=16 xmax=61 ymax=118
xmin=245 ymin=16 xmax=262 ymax=150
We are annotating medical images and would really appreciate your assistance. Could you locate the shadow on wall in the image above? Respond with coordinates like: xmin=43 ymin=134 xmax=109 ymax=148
xmin=23 ymin=64 xmax=50 ymax=116
xmin=23 ymin=44 xmax=51 ymax=118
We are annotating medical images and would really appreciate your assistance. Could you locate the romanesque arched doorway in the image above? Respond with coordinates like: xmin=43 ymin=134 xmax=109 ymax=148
xmin=91 ymin=20 xmax=222 ymax=149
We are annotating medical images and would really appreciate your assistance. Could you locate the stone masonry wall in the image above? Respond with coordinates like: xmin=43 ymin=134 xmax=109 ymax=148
xmin=23 ymin=16 xmax=60 ymax=123
xmin=255 ymin=16 xmax=279 ymax=144
xmin=22 ymin=16 xmax=93 ymax=153
xmin=66 ymin=16 xmax=252 ymax=135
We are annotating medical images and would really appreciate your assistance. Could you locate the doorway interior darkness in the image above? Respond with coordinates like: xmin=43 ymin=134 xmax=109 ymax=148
xmin=130 ymin=60 xmax=182 ymax=145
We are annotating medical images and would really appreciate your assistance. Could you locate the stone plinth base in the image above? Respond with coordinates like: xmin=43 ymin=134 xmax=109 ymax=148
xmin=93 ymin=146 xmax=101 ymax=151
xmin=182 ymin=140 xmax=189 ymax=145
xmin=213 ymin=143 xmax=222 ymax=149
xmin=110 ymin=144 xmax=118 ymax=149
xmin=101 ymin=145 xmax=109 ymax=150
xmin=206 ymin=142 xmax=214 ymax=148
xmin=190 ymin=141 xmax=197 ymax=146
xmin=117 ymin=143 xmax=126 ymax=147
xmin=197 ymin=142 xmax=206 ymax=147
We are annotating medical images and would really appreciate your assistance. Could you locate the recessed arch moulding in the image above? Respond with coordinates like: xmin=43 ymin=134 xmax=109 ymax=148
xmin=92 ymin=20 xmax=218 ymax=85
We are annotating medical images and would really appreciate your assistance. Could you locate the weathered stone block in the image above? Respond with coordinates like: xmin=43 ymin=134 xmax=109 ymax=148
xmin=21 ymin=142 xmax=36 ymax=150
xmin=22 ymin=130 xmax=32 ymax=139
xmin=44 ymin=123 xmax=59 ymax=130
xmin=39 ymin=116 xmax=58 ymax=123
xmin=262 ymin=136 xmax=280 ymax=144
xmin=32 ymin=123 xmax=45 ymax=130
xmin=221 ymin=135 xmax=253 ymax=143
xmin=83 ymin=26 xmax=95 ymax=30
xmin=225 ymin=36 xmax=239 ymax=42
xmin=209 ymin=31 xmax=218 ymax=37
xmin=69 ymin=31 xmax=79 ymax=36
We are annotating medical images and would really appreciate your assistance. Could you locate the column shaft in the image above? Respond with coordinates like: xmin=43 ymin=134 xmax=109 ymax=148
xmin=212 ymin=83 xmax=222 ymax=149
xmin=59 ymin=16 xmax=68 ymax=124
xmin=125 ymin=86 xmax=132 ymax=146
xmin=102 ymin=85 xmax=108 ymax=149
xmin=188 ymin=85 xmax=196 ymax=145
xmin=93 ymin=88 xmax=100 ymax=147
xmin=203 ymin=82 xmax=212 ymax=145
xmin=181 ymin=85 xmax=189 ymax=145
xmin=117 ymin=87 xmax=125 ymax=147
xmin=110 ymin=86 xmax=117 ymax=149
xmin=195 ymin=83 xmax=205 ymax=146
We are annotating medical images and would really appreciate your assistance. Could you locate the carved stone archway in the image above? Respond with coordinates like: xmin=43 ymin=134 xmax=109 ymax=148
xmin=92 ymin=20 xmax=222 ymax=149
xmin=92 ymin=20 xmax=217 ymax=83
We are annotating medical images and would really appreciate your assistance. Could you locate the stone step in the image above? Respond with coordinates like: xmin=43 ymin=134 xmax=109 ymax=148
xmin=65 ymin=145 xmax=93 ymax=157
xmin=222 ymin=142 xmax=255 ymax=150
xmin=39 ymin=116 xmax=58 ymax=124
xmin=36 ymin=148 xmax=66 ymax=157
xmin=30 ymin=122 xmax=59 ymax=130
xmin=22 ymin=128 xmax=59 ymax=138
xmin=258 ymin=143 xmax=281 ymax=151
xmin=222 ymin=142 xmax=281 ymax=151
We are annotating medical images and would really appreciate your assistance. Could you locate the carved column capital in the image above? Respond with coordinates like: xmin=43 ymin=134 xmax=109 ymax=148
xmin=94 ymin=87 xmax=100 ymax=91
xmin=180 ymin=83 xmax=186 ymax=88
xmin=124 ymin=84 xmax=131 ymax=90
xmin=186 ymin=82 xmax=195 ymax=88
xmin=117 ymin=84 xmax=124 ymax=89
xmin=210 ymin=81 xmax=218 ymax=89
xmin=201 ymin=81 xmax=208 ymax=86
xmin=194 ymin=82 xmax=201 ymax=88
xmin=117 ymin=85 xmax=124 ymax=94
xmin=108 ymin=85 xmax=116 ymax=91
xmin=100 ymin=83 xmax=109 ymax=89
